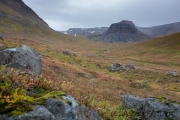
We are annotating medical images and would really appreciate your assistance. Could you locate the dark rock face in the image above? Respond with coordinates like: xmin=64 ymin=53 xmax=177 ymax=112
xmin=0 ymin=96 xmax=101 ymax=120
xmin=0 ymin=45 xmax=42 ymax=75
xmin=121 ymin=95 xmax=180 ymax=120
xmin=97 ymin=20 xmax=150 ymax=43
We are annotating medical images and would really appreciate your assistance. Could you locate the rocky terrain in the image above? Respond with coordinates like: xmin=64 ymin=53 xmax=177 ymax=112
xmin=97 ymin=20 xmax=151 ymax=43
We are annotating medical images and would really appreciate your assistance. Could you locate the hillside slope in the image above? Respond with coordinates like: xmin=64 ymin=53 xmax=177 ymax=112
xmin=0 ymin=0 xmax=49 ymax=31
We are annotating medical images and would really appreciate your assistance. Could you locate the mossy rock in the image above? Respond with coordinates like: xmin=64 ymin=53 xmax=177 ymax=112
xmin=0 ymin=101 xmax=34 ymax=116
xmin=156 ymin=97 xmax=180 ymax=105
xmin=0 ymin=91 xmax=68 ymax=116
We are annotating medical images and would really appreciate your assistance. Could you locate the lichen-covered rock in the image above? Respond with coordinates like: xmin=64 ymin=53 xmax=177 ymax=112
xmin=0 ymin=45 xmax=42 ymax=75
xmin=121 ymin=95 xmax=180 ymax=120
xmin=45 ymin=96 xmax=101 ymax=120
xmin=45 ymin=98 xmax=77 ymax=120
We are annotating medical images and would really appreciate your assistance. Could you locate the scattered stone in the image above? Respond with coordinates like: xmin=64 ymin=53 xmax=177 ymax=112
xmin=110 ymin=63 xmax=125 ymax=72
xmin=121 ymin=95 xmax=180 ymax=120
xmin=96 ymin=63 xmax=101 ymax=68
xmin=72 ymin=53 xmax=77 ymax=57
xmin=87 ymin=75 xmax=94 ymax=79
xmin=129 ymin=81 xmax=150 ymax=88
xmin=125 ymin=64 xmax=135 ymax=69
xmin=129 ymin=82 xmax=141 ymax=88
xmin=77 ymin=72 xmax=84 ymax=77
xmin=169 ymin=70 xmax=178 ymax=77
xmin=174 ymin=80 xmax=180 ymax=83
xmin=63 ymin=50 xmax=71 ymax=56
xmin=140 ymin=81 xmax=150 ymax=88
xmin=0 ymin=45 xmax=42 ymax=75
xmin=0 ymin=33 xmax=6 ymax=40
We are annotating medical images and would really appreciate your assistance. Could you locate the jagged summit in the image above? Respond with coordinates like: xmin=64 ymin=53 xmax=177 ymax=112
xmin=97 ymin=20 xmax=150 ymax=43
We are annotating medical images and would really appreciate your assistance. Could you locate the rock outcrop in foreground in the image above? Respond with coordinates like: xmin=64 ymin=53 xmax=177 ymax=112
xmin=97 ymin=20 xmax=150 ymax=43
xmin=121 ymin=95 xmax=180 ymax=120
xmin=0 ymin=95 xmax=101 ymax=120
xmin=0 ymin=45 xmax=42 ymax=75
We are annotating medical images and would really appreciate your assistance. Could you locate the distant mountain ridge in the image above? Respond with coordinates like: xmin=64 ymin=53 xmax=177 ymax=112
xmin=97 ymin=20 xmax=151 ymax=42
xmin=137 ymin=22 xmax=180 ymax=38
xmin=60 ymin=27 xmax=108 ymax=39
xmin=62 ymin=21 xmax=180 ymax=42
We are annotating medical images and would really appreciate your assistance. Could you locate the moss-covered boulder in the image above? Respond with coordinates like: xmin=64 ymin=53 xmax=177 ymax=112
xmin=121 ymin=95 xmax=180 ymax=120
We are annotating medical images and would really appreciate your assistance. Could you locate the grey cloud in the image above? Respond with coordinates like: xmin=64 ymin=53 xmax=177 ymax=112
xmin=23 ymin=0 xmax=180 ymax=30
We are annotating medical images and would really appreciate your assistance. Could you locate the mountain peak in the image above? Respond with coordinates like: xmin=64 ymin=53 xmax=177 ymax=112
xmin=97 ymin=20 xmax=150 ymax=42
xmin=108 ymin=20 xmax=137 ymax=34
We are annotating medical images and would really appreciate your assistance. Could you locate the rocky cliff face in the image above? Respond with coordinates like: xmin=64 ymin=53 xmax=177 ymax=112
xmin=97 ymin=20 xmax=150 ymax=43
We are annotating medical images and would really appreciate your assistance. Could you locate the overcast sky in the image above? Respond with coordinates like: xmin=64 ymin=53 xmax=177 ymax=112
xmin=23 ymin=0 xmax=180 ymax=31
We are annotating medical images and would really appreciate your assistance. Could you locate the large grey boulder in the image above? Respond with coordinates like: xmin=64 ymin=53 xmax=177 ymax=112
xmin=0 ymin=45 xmax=42 ymax=75
xmin=121 ymin=95 xmax=180 ymax=120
